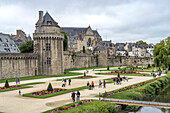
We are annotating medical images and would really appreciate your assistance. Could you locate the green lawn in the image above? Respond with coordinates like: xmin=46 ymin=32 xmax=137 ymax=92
xmin=0 ymin=71 xmax=82 ymax=83
xmin=95 ymin=73 xmax=150 ymax=76
xmin=66 ymin=66 xmax=118 ymax=71
xmin=23 ymin=86 xmax=88 ymax=98
xmin=0 ymin=82 xmax=45 ymax=92
xmin=56 ymin=76 xmax=97 ymax=81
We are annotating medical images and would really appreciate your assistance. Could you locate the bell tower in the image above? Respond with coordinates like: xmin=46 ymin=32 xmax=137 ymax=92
xmin=33 ymin=11 xmax=64 ymax=75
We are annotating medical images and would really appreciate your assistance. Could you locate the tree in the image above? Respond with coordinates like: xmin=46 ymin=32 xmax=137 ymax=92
xmin=117 ymin=73 xmax=120 ymax=78
xmin=47 ymin=83 xmax=53 ymax=91
xmin=153 ymin=37 xmax=170 ymax=69
xmin=5 ymin=80 xmax=9 ymax=88
xmin=107 ymin=66 xmax=109 ymax=70
xmin=19 ymin=40 xmax=33 ymax=53
xmin=136 ymin=40 xmax=147 ymax=45
xmin=61 ymin=31 xmax=68 ymax=51
xmin=83 ymin=46 xmax=86 ymax=53
xmin=84 ymin=72 xmax=86 ymax=76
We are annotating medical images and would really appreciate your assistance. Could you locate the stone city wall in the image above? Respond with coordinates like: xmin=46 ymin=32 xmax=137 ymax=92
xmin=64 ymin=52 xmax=97 ymax=69
xmin=64 ymin=53 xmax=154 ymax=69
xmin=0 ymin=53 xmax=38 ymax=79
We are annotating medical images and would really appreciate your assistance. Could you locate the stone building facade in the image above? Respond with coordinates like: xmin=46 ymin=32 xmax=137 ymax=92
xmin=0 ymin=11 xmax=64 ymax=78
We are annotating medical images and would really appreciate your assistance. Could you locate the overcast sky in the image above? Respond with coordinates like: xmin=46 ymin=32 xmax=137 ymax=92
xmin=0 ymin=0 xmax=170 ymax=44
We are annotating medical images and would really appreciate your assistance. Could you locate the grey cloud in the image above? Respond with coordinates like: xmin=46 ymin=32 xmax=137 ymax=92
xmin=0 ymin=0 xmax=170 ymax=44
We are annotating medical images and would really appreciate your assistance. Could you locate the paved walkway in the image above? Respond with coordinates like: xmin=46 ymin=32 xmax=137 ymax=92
xmin=0 ymin=67 xmax=165 ymax=113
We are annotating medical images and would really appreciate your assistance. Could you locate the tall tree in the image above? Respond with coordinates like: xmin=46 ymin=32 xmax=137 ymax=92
xmin=19 ymin=40 xmax=33 ymax=53
xmin=136 ymin=40 xmax=147 ymax=45
xmin=153 ymin=37 xmax=170 ymax=69
xmin=61 ymin=31 xmax=68 ymax=51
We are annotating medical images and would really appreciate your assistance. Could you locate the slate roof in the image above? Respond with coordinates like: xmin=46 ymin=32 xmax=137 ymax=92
xmin=0 ymin=33 xmax=20 ymax=53
xmin=94 ymin=45 xmax=106 ymax=50
xmin=60 ymin=27 xmax=101 ymax=37
xmin=36 ymin=12 xmax=60 ymax=27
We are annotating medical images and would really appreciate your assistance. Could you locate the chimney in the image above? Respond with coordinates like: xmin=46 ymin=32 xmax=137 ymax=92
xmin=39 ymin=11 xmax=43 ymax=25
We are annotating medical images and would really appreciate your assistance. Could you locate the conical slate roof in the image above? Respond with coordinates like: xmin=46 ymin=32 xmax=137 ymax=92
xmin=36 ymin=12 xmax=60 ymax=27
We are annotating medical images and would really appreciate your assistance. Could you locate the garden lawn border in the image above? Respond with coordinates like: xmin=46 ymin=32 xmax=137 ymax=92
xmin=0 ymin=82 xmax=45 ymax=92
xmin=0 ymin=71 xmax=82 ymax=83
xmin=23 ymin=86 xmax=87 ymax=98
xmin=56 ymin=76 xmax=97 ymax=81
xmin=95 ymin=73 xmax=150 ymax=76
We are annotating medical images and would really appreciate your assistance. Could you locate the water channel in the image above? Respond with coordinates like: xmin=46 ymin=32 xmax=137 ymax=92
xmin=129 ymin=85 xmax=170 ymax=113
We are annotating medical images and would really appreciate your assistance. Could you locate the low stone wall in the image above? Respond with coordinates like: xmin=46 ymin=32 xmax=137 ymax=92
xmin=0 ymin=53 xmax=38 ymax=79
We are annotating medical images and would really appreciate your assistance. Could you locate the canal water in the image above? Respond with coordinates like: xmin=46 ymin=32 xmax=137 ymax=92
xmin=129 ymin=85 xmax=170 ymax=113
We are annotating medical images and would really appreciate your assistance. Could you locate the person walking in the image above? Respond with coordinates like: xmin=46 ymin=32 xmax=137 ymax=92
xmin=69 ymin=79 xmax=71 ymax=85
xmin=16 ymin=77 xmax=18 ymax=85
xmin=18 ymin=78 xmax=20 ymax=84
xmin=76 ymin=90 xmax=80 ymax=101
xmin=19 ymin=90 xmax=21 ymax=95
xmin=103 ymin=80 xmax=106 ymax=88
xmin=92 ymin=81 xmax=94 ymax=89
xmin=99 ymin=80 xmax=102 ymax=88
xmin=87 ymin=81 xmax=89 ymax=89
xmin=113 ymin=78 xmax=116 ymax=85
xmin=71 ymin=91 xmax=76 ymax=102
xmin=126 ymin=76 xmax=128 ymax=82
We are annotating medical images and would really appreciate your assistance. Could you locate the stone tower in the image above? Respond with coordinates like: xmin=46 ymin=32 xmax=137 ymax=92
xmin=33 ymin=11 xmax=64 ymax=75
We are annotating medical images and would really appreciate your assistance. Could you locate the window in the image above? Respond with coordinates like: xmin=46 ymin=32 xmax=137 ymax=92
xmin=47 ymin=57 xmax=51 ymax=65
xmin=0 ymin=38 xmax=2 ymax=42
xmin=47 ymin=21 xmax=52 ymax=25
xmin=4 ymin=48 xmax=10 ymax=52
xmin=46 ymin=43 xmax=51 ymax=51
xmin=104 ymin=51 xmax=106 ymax=53
xmin=19 ymin=34 xmax=21 ymax=37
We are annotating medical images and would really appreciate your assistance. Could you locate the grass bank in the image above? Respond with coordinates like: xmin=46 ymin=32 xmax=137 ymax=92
xmin=43 ymin=100 xmax=118 ymax=113
xmin=107 ymin=72 xmax=170 ymax=100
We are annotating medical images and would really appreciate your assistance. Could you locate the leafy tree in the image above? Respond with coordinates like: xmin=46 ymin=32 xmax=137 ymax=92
xmin=153 ymin=37 xmax=170 ymax=69
xmin=19 ymin=40 xmax=33 ymax=53
xmin=47 ymin=83 xmax=53 ymax=91
xmin=61 ymin=31 xmax=68 ymax=51
xmin=5 ymin=80 xmax=9 ymax=88
xmin=136 ymin=40 xmax=147 ymax=45
xmin=83 ymin=46 xmax=86 ymax=53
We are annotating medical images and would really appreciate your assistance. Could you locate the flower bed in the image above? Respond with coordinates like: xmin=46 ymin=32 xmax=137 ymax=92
xmin=0 ymin=85 xmax=22 ymax=90
xmin=103 ymin=77 xmax=161 ymax=97
xmin=31 ymin=88 xmax=67 ymax=96
xmin=48 ymin=100 xmax=93 ymax=113
xmin=77 ymin=75 xmax=93 ymax=78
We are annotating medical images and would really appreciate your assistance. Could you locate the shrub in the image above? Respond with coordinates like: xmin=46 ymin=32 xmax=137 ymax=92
xmin=107 ymin=66 xmax=109 ymax=70
xmin=79 ymin=101 xmax=83 ymax=105
xmin=5 ymin=80 xmax=9 ymax=88
xmin=84 ymin=72 xmax=86 ymax=76
xmin=117 ymin=73 xmax=120 ymax=78
xmin=126 ymin=92 xmax=141 ymax=100
xmin=152 ymin=64 xmax=155 ymax=67
xmin=47 ymin=83 xmax=53 ymax=91
xmin=147 ymin=64 xmax=151 ymax=68
xmin=58 ymin=107 xmax=63 ymax=110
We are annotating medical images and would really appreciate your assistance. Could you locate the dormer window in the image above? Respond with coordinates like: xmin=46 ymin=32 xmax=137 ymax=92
xmin=47 ymin=21 xmax=52 ymax=25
